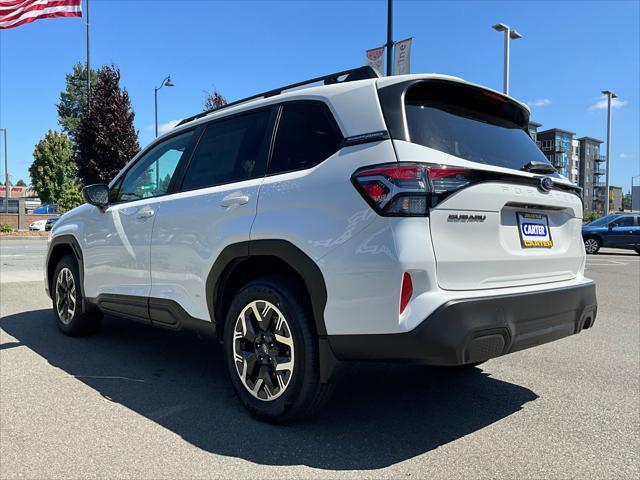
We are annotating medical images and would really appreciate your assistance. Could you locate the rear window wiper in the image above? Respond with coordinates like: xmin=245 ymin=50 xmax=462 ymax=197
xmin=521 ymin=161 xmax=556 ymax=174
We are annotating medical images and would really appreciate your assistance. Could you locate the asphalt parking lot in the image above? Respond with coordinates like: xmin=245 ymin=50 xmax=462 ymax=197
xmin=1 ymin=238 xmax=638 ymax=479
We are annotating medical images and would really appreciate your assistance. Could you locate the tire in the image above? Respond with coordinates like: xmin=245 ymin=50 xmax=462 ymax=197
xmin=223 ymin=276 xmax=334 ymax=422
xmin=52 ymin=254 xmax=101 ymax=336
xmin=584 ymin=236 xmax=601 ymax=254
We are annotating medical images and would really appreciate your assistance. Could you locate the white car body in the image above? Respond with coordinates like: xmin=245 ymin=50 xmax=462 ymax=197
xmin=46 ymin=67 xmax=597 ymax=395
xmin=29 ymin=219 xmax=47 ymax=231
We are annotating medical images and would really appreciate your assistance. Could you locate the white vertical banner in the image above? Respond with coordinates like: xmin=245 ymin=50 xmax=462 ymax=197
xmin=393 ymin=37 xmax=413 ymax=75
xmin=365 ymin=46 xmax=385 ymax=76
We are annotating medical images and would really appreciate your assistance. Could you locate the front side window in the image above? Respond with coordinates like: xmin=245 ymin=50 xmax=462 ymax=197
xmin=269 ymin=103 xmax=342 ymax=175
xmin=404 ymin=81 xmax=553 ymax=172
xmin=181 ymin=109 xmax=271 ymax=190
xmin=611 ymin=216 xmax=634 ymax=228
xmin=116 ymin=131 xmax=193 ymax=202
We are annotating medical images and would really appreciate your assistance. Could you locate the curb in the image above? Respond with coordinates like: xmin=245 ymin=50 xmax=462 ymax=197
xmin=0 ymin=236 xmax=49 ymax=241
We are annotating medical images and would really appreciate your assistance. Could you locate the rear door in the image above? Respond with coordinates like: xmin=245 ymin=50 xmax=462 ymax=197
xmin=149 ymin=107 xmax=275 ymax=323
xmin=606 ymin=215 xmax=637 ymax=247
xmin=392 ymin=80 xmax=584 ymax=290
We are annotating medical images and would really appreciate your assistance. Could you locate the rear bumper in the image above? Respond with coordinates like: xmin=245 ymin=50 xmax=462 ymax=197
xmin=327 ymin=282 xmax=597 ymax=365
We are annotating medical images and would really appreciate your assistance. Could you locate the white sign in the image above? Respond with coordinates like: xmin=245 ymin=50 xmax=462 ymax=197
xmin=393 ymin=37 xmax=412 ymax=75
xmin=366 ymin=46 xmax=385 ymax=76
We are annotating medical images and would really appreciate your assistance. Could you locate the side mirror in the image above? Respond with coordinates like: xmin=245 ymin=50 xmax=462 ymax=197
xmin=82 ymin=184 xmax=109 ymax=210
xmin=608 ymin=223 xmax=615 ymax=230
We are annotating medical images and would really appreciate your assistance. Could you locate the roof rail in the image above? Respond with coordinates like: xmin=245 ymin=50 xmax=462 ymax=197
xmin=176 ymin=65 xmax=379 ymax=127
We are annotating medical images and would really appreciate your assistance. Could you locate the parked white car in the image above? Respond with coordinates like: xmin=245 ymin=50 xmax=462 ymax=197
xmin=45 ymin=66 xmax=597 ymax=422
xmin=29 ymin=219 xmax=47 ymax=231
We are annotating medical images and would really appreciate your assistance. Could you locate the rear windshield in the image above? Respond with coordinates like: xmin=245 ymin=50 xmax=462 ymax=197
xmin=404 ymin=81 xmax=552 ymax=171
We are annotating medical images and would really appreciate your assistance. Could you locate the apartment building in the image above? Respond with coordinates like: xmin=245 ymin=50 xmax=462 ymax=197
xmin=537 ymin=128 xmax=575 ymax=180
xmin=609 ymin=186 xmax=623 ymax=212
xmin=530 ymin=123 xmax=606 ymax=214
xmin=528 ymin=121 xmax=542 ymax=143
xmin=577 ymin=136 xmax=605 ymax=213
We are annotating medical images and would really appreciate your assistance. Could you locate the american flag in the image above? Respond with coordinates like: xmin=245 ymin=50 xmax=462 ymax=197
xmin=0 ymin=0 xmax=82 ymax=30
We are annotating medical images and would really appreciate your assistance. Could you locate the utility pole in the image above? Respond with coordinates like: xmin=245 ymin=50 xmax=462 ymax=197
xmin=491 ymin=23 xmax=522 ymax=95
xmin=1 ymin=128 xmax=8 ymax=213
xmin=602 ymin=90 xmax=617 ymax=215
xmin=386 ymin=0 xmax=393 ymax=76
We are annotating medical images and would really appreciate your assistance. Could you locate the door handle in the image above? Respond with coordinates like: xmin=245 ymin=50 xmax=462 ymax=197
xmin=136 ymin=208 xmax=155 ymax=220
xmin=220 ymin=193 xmax=249 ymax=208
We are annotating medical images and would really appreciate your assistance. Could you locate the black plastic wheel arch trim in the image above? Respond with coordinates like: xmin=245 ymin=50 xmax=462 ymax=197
xmin=206 ymin=240 xmax=329 ymax=336
xmin=46 ymin=235 xmax=84 ymax=300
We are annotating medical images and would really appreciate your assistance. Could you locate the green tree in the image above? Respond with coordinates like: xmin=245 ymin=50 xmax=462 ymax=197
xmin=29 ymin=131 xmax=77 ymax=204
xmin=58 ymin=184 xmax=84 ymax=212
xmin=203 ymin=89 xmax=227 ymax=112
xmin=56 ymin=62 xmax=98 ymax=141
xmin=622 ymin=192 xmax=632 ymax=211
xmin=15 ymin=179 xmax=27 ymax=187
xmin=75 ymin=65 xmax=140 ymax=185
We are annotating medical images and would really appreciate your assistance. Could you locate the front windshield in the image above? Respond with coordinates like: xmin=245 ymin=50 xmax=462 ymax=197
xmin=587 ymin=214 xmax=617 ymax=227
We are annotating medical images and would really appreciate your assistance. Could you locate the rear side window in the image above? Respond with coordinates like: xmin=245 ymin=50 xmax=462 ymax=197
xmin=269 ymin=103 xmax=342 ymax=175
xmin=181 ymin=109 xmax=271 ymax=190
xmin=404 ymin=81 xmax=551 ymax=172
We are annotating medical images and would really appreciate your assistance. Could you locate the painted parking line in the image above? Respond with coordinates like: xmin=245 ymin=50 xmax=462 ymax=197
xmin=0 ymin=270 xmax=45 ymax=284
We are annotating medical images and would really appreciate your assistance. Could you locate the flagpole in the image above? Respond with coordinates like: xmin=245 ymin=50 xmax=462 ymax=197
xmin=86 ymin=0 xmax=90 ymax=97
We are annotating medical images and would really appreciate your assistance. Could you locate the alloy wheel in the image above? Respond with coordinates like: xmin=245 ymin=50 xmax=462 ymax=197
xmin=584 ymin=238 xmax=599 ymax=254
xmin=232 ymin=300 xmax=295 ymax=401
xmin=55 ymin=267 xmax=76 ymax=324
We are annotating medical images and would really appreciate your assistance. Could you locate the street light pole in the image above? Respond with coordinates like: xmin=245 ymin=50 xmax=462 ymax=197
xmin=602 ymin=90 xmax=617 ymax=215
xmin=386 ymin=0 xmax=393 ymax=76
xmin=1 ymin=128 xmax=8 ymax=213
xmin=492 ymin=23 xmax=522 ymax=95
xmin=154 ymin=75 xmax=174 ymax=138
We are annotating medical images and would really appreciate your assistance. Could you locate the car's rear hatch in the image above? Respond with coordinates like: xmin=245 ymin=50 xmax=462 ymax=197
xmin=378 ymin=78 xmax=584 ymax=291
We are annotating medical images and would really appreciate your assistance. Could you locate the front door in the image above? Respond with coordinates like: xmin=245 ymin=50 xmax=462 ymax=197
xmin=82 ymin=131 xmax=196 ymax=307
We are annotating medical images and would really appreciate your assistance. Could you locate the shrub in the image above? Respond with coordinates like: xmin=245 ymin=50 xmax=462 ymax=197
xmin=0 ymin=224 xmax=14 ymax=233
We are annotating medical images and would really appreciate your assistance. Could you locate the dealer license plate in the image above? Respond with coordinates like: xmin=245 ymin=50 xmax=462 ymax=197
xmin=517 ymin=212 xmax=553 ymax=248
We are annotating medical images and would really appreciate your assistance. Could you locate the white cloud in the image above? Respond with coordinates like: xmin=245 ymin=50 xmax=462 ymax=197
xmin=619 ymin=153 xmax=629 ymax=159
xmin=145 ymin=119 xmax=181 ymax=135
xmin=589 ymin=95 xmax=628 ymax=110
xmin=527 ymin=98 xmax=552 ymax=107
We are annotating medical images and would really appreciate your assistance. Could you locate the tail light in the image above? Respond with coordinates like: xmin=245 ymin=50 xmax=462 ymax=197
xmin=351 ymin=162 xmax=473 ymax=216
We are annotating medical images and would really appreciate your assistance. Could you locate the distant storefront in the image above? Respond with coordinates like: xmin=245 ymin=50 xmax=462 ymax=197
xmin=0 ymin=185 xmax=38 ymax=198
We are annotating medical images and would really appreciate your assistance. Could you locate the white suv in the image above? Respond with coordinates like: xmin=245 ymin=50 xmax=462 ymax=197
xmin=46 ymin=67 xmax=597 ymax=421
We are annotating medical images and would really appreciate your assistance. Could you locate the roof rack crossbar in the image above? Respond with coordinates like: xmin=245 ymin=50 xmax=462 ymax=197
xmin=176 ymin=65 xmax=379 ymax=127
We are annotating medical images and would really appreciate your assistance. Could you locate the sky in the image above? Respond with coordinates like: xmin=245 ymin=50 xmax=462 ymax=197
xmin=1 ymin=0 xmax=639 ymax=192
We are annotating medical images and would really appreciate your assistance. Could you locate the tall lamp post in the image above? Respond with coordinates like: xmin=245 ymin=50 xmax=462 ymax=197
xmin=154 ymin=75 xmax=174 ymax=137
xmin=602 ymin=90 xmax=617 ymax=215
xmin=386 ymin=0 xmax=393 ymax=76
xmin=0 ymin=128 xmax=8 ymax=213
xmin=492 ymin=23 xmax=522 ymax=95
